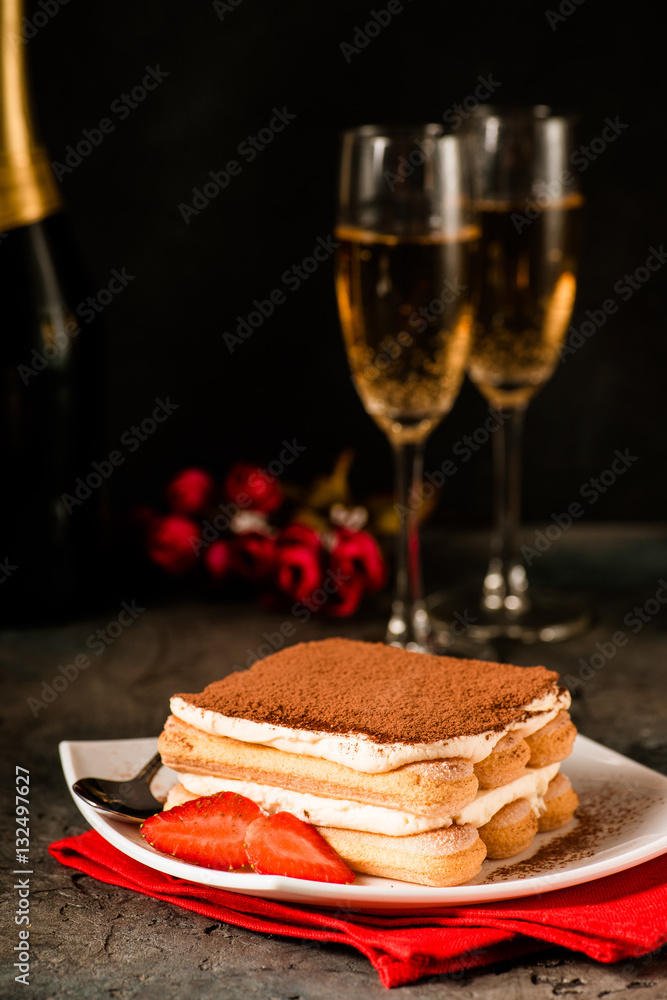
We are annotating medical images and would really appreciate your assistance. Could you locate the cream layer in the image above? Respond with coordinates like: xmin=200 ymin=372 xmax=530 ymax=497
xmin=170 ymin=689 xmax=570 ymax=774
xmin=175 ymin=762 xmax=560 ymax=837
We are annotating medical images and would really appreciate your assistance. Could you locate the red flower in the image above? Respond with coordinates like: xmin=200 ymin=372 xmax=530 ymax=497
xmin=231 ymin=531 xmax=276 ymax=580
xmin=147 ymin=514 xmax=200 ymax=575
xmin=166 ymin=468 xmax=214 ymax=514
xmin=205 ymin=539 xmax=232 ymax=582
xmin=225 ymin=463 xmax=282 ymax=513
xmin=276 ymin=523 xmax=321 ymax=550
xmin=325 ymin=577 xmax=365 ymax=617
xmin=275 ymin=542 xmax=323 ymax=604
xmin=330 ymin=528 xmax=387 ymax=595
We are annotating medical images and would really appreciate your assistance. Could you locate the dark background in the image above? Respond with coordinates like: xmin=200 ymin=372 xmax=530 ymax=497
xmin=28 ymin=0 xmax=666 ymax=526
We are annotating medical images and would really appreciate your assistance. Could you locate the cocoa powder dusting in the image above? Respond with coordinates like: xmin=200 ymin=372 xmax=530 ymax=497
xmin=176 ymin=638 xmax=560 ymax=744
xmin=481 ymin=780 xmax=664 ymax=883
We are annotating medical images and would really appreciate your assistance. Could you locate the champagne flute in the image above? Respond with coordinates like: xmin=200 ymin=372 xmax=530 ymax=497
xmin=429 ymin=107 xmax=590 ymax=643
xmin=335 ymin=125 xmax=478 ymax=650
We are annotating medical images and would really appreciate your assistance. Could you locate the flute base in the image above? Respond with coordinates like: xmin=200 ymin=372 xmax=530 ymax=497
xmin=385 ymin=599 xmax=431 ymax=653
xmin=381 ymin=600 xmax=497 ymax=658
xmin=426 ymin=587 xmax=591 ymax=645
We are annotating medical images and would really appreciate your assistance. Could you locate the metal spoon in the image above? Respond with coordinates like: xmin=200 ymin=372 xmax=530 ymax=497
xmin=73 ymin=752 xmax=163 ymax=822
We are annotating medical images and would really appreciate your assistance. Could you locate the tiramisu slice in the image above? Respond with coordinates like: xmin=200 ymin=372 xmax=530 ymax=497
xmin=157 ymin=638 xmax=578 ymax=885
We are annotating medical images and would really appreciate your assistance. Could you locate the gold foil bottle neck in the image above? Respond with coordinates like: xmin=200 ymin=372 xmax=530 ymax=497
xmin=0 ymin=0 xmax=63 ymax=231
xmin=0 ymin=148 xmax=62 ymax=231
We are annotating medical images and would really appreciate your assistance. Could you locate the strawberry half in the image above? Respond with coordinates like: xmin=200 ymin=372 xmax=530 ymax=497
xmin=141 ymin=792 xmax=262 ymax=870
xmin=244 ymin=812 xmax=355 ymax=884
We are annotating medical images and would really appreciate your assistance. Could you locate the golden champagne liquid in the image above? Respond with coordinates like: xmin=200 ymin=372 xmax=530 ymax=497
xmin=335 ymin=226 xmax=479 ymax=444
xmin=468 ymin=195 xmax=583 ymax=409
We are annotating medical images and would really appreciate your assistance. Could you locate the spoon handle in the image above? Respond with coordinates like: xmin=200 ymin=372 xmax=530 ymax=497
xmin=134 ymin=752 xmax=163 ymax=784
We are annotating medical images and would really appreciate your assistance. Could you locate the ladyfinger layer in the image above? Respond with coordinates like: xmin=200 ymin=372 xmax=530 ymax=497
xmin=164 ymin=762 xmax=560 ymax=836
xmin=158 ymin=710 xmax=575 ymax=820
xmin=525 ymin=711 xmax=578 ymax=767
xmin=158 ymin=714 xmax=479 ymax=817
xmin=317 ymin=824 xmax=487 ymax=887
xmin=474 ymin=711 xmax=577 ymax=788
xmin=479 ymin=773 xmax=579 ymax=858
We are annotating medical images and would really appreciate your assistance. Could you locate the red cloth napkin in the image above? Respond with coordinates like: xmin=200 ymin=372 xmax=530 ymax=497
xmin=49 ymin=832 xmax=667 ymax=989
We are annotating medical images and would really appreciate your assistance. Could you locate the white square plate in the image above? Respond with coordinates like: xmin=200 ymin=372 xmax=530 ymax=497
xmin=59 ymin=734 xmax=667 ymax=909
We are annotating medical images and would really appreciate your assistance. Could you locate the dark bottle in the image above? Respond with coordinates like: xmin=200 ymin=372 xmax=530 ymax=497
xmin=0 ymin=0 xmax=106 ymax=623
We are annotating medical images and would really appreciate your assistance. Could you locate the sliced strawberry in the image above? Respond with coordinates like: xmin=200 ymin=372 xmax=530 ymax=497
xmin=141 ymin=792 xmax=262 ymax=870
xmin=244 ymin=812 xmax=355 ymax=884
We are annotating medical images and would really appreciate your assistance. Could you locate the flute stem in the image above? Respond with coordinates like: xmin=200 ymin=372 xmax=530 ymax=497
xmin=483 ymin=406 xmax=530 ymax=615
xmin=386 ymin=440 xmax=430 ymax=650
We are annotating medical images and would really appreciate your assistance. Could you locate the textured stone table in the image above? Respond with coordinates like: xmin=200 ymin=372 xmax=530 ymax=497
xmin=2 ymin=524 xmax=667 ymax=999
